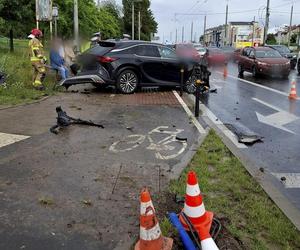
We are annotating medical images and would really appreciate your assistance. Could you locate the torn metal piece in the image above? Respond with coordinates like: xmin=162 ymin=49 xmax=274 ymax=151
xmin=50 ymin=106 xmax=104 ymax=134
xmin=238 ymin=134 xmax=264 ymax=145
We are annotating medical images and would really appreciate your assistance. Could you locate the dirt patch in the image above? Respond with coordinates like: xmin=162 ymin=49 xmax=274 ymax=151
xmin=155 ymin=191 xmax=242 ymax=250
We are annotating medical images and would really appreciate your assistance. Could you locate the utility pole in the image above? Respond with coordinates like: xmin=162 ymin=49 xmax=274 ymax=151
xmin=288 ymin=4 xmax=294 ymax=48
xmin=191 ymin=21 xmax=194 ymax=42
xmin=252 ymin=16 xmax=256 ymax=46
xmin=203 ymin=15 xmax=207 ymax=45
xmin=175 ymin=28 xmax=178 ymax=43
xmin=132 ymin=2 xmax=135 ymax=40
xmin=170 ymin=31 xmax=173 ymax=42
xmin=182 ymin=26 xmax=184 ymax=43
xmin=224 ymin=3 xmax=228 ymax=46
xmin=263 ymin=0 xmax=270 ymax=45
xmin=74 ymin=0 xmax=79 ymax=52
xmin=138 ymin=11 xmax=141 ymax=40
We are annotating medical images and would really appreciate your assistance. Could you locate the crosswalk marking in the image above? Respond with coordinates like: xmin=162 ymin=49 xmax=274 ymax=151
xmin=0 ymin=132 xmax=30 ymax=149
xmin=272 ymin=173 xmax=300 ymax=188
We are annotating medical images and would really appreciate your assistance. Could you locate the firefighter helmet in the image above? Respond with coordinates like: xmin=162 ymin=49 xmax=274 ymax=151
xmin=31 ymin=29 xmax=43 ymax=38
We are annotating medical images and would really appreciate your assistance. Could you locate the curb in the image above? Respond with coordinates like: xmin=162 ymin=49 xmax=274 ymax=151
xmin=0 ymin=95 xmax=51 ymax=111
xmin=186 ymin=93 xmax=300 ymax=231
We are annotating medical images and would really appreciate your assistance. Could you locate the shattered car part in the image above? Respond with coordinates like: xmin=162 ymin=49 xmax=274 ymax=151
xmin=50 ymin=106 xmax=104 ymax=134
xmin=224 ymin=123 xmax=264 ymax=146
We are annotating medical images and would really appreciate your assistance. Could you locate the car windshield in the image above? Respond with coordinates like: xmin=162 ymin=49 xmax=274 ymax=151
xmin=273 ymin=46 xmax=290 ymax=54
xmin=256 ymin=50 xmax=282 ymax=58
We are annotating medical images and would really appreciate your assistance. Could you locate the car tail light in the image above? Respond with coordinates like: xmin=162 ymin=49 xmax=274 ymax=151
xmin=97 ymin=56 xmax=118 ymax=63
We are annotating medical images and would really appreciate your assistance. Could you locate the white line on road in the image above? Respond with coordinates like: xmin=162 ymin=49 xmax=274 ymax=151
xmin=217 ymin=72 xmax=300 ymax=100
xmin=272 ymin=173 xmax=300 ymax=188
xmin=0 ymin=132 xmax=30 ymax=149
xmin=173 ymin=91 xmax=206 ymax=134
xmin=252 ymin=97 xmax=285 ymax=112
xmin=185 ymin=93 xmax=247 ymax=149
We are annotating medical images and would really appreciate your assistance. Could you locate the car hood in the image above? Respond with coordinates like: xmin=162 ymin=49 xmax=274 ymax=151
xmin=257 ymin=58 xmax=289 ymax=64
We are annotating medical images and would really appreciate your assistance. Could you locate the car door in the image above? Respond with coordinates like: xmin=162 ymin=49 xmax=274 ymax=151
xmin=245 ymin=49 xmax=255 ymax=71
xmin=242 ymin=48 xmax=254 ymax=71
xmin=135 ymin=45 xmax=162 ymax=84
xmin=157 ymin=46 xmax=181 ymax=84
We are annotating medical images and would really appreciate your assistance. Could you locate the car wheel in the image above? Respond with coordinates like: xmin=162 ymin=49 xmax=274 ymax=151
xmin=252 ymin=66 xmax=258 ymax=78
xmin=238 ymin=63 xmax=244 ymax=77
xmin=184 ymin=75 xmax=197 ymax=94
xmin=116 ymin=70 xmax=138 ymax=94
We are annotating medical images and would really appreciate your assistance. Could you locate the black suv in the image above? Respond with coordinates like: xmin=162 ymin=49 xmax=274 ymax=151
xmin=61 ymin=41 xmax=199 ymax=94
xmin=266 ymin=45 xmax=297 ymax=69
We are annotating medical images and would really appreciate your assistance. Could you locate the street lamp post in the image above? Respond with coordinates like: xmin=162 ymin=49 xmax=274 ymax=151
xmin=74 ymin=0 xmax=79 ymax=52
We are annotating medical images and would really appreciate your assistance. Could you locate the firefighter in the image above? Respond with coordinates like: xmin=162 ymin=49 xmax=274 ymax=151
xmin=28 ymin=29 xmax=46 ymax=90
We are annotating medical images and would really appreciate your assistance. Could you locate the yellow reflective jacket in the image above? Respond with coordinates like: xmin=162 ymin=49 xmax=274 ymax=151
xmin=29 ymin=38 xmax=44 ymax=62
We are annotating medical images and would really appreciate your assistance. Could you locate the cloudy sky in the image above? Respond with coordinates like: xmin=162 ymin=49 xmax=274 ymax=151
xmin=115 ymin=0 xmax=300 ymax=42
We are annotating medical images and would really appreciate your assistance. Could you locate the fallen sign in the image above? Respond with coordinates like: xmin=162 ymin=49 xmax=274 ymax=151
xmin=50 ymin=106 xmax=104 ymax=134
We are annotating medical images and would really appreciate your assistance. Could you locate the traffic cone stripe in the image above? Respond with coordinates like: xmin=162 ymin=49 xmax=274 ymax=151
xmin=201 ymin=237 xmax=219 ymax=250
xmin=140 ymin=221 xmax=162 ymax=241
xmin=141 ymin=200 xmax=155 ymax=215
xmin=185 ymin=194 xmax=203 ymax=206
xmin=186 ymin=183 xmax=201 ymax=196
xmin=184 ymin=203 xmax=206 ymax=218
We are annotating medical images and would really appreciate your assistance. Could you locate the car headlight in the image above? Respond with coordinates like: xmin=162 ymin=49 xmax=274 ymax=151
xmin=257 ymin=61 xmax=267 ymax=66
xmin=293 ymin=55 xmax=297 ymax=58
xmin=285 ymin=61 xmax=290 ymax=65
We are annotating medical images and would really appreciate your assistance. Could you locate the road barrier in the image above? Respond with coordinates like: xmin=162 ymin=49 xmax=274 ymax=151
xmin=289 ymin=79 xmax=298 ymax=100
xmin=135 ymin=188 xmax=173 ymax=250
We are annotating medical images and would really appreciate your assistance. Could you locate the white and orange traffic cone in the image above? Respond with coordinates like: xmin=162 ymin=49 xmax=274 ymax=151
xmin=198 ymin=229 xmax=219 ymax=250
xmin=289 ymin=79 xmax=298 ymax=100
xmin=179 ymin=171 xmax=213 ymax=237
xmin=135 ymin=188 xmax=173 ymax=250
xmin=223 ymin=64 xmax=228 ymax=79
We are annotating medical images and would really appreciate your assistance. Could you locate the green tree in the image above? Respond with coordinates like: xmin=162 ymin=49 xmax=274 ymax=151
xmin=266 ymin=33 xmax=277 ymax=45
xmin=122 ymin=0 xmax=157 ymax=40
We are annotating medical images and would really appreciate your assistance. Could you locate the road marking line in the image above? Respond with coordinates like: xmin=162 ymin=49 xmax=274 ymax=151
xmin=0 ymin=132 xmax=30 ymax=149
xmin=217 ymin=71 xmax=300 ymax=100
xmin=272 ymin=173 xmax=300 ymax=188
xmin=198 ymin=102 xmax=248 ymax=149
xmin=173 ymin=91 xmax=206 ymax=134
xmin=252 ymin=97 xmax=285 ymax=112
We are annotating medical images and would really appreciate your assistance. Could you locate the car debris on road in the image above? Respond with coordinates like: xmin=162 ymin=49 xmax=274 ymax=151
xmin=50 ymin=106 xmax=104 ymax=134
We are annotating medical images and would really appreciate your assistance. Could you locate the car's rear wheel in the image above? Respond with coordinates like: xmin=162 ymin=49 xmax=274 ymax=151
xmin=238 ymin=63 xmax=244 ymax=77
xmin=116 ymin=70 xmax=138 ymax=94
xmin=185 ymin=75 xmax=197 ymax=94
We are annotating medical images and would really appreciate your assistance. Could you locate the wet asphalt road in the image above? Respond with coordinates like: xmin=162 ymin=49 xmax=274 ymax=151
xmin=0 ymin=89 xmax=201 ymax=250
xmin=202 ymin=63 xmax=300 ymax=222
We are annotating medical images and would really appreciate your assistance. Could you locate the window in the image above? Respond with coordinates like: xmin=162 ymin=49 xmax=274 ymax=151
xmin=255 ymin=50 xmax=282 ymax=58
xmin=158 ymin=46 xmax=177 ymax=59
xmin=248 ymin=50 xmax=255 ymax=57
xmin=136 ymin=45 xmax=160 ymax=57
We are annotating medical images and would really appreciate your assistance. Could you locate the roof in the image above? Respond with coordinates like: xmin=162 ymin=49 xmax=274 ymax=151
xmin=102 ymin=40 xmax=162 ymax=48
xmin=229 ymin=21 xmax=254 ymax=25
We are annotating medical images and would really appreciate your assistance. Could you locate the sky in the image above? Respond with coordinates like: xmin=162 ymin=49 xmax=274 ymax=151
xmin=115 ymin=0 xmax=300 ymax=42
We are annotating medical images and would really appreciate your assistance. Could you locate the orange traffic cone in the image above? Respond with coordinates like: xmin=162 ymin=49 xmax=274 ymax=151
xmin=289 ymin=80 xmax=298 ymax=100
xmin=135 ymin=188 xmax=173 ymax=250
xmin=198 ymin=229 xmax=219 ymax=250
xmin=179 ymin=171 xmax=213 ymax=236
xmin=223 ymin=64 xmax=228 ymax=78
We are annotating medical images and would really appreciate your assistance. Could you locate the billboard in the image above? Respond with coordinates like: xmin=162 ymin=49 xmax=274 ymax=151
xmin=36 ymin=0 xmax=52 ymax=21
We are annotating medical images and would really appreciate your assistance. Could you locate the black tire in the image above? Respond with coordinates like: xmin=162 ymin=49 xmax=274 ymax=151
xmin=184 ymin=75 xmax=197 ymax=94
xmin=238 ymin=63 xmax=244 ymax=77
xmin=252 ymin=66 xmax=258 ymax=78
xmin=116 ymin=69 xmax=138 ymax=94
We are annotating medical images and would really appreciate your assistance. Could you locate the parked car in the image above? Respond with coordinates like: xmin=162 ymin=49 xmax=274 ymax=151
xmin=175 ymin=43 xmax=201 ymax=62
xmin=266 ymin=45 xmax=297 ymax=69
xmin=205 ymin=47 xmax=227 ymax=66
xmin=193 ymin=44 xmax=207 ymax=57
xmin=61 ymin=41 xmax=200 ymax=94
xmin=238 ymin=46 xmax=290 ymax=78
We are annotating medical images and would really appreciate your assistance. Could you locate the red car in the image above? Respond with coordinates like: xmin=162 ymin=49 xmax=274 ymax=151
xmin=205 ymin=48 xmax=227 ymax=66
xmin=175 ymin=43 xmax=200 ymax=61
xmin=238 ymin=46 xmax=290 ymax=78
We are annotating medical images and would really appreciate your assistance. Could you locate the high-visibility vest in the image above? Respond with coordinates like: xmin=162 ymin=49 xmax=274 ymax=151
xmin=80 ymin=41 xmax=91 ymax=53
xmin=29 ymin=38 xmax=44 ymax=62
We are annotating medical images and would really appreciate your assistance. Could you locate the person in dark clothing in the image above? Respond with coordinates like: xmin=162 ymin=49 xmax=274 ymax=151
xmin=50 ymin=39 xmax=69 ymax=80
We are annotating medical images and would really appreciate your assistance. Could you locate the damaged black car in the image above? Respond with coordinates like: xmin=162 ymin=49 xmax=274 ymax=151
xmin=61 ymin=41 xmax=203 ymax=94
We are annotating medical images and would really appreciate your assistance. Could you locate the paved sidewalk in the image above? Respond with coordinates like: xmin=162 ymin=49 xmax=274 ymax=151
xmin=0 ymin=90 xmax=204 ymax=250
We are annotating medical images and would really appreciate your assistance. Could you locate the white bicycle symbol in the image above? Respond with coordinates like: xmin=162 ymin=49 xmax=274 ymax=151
xmin=109 ymin=126 xmax=188 ymax=160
